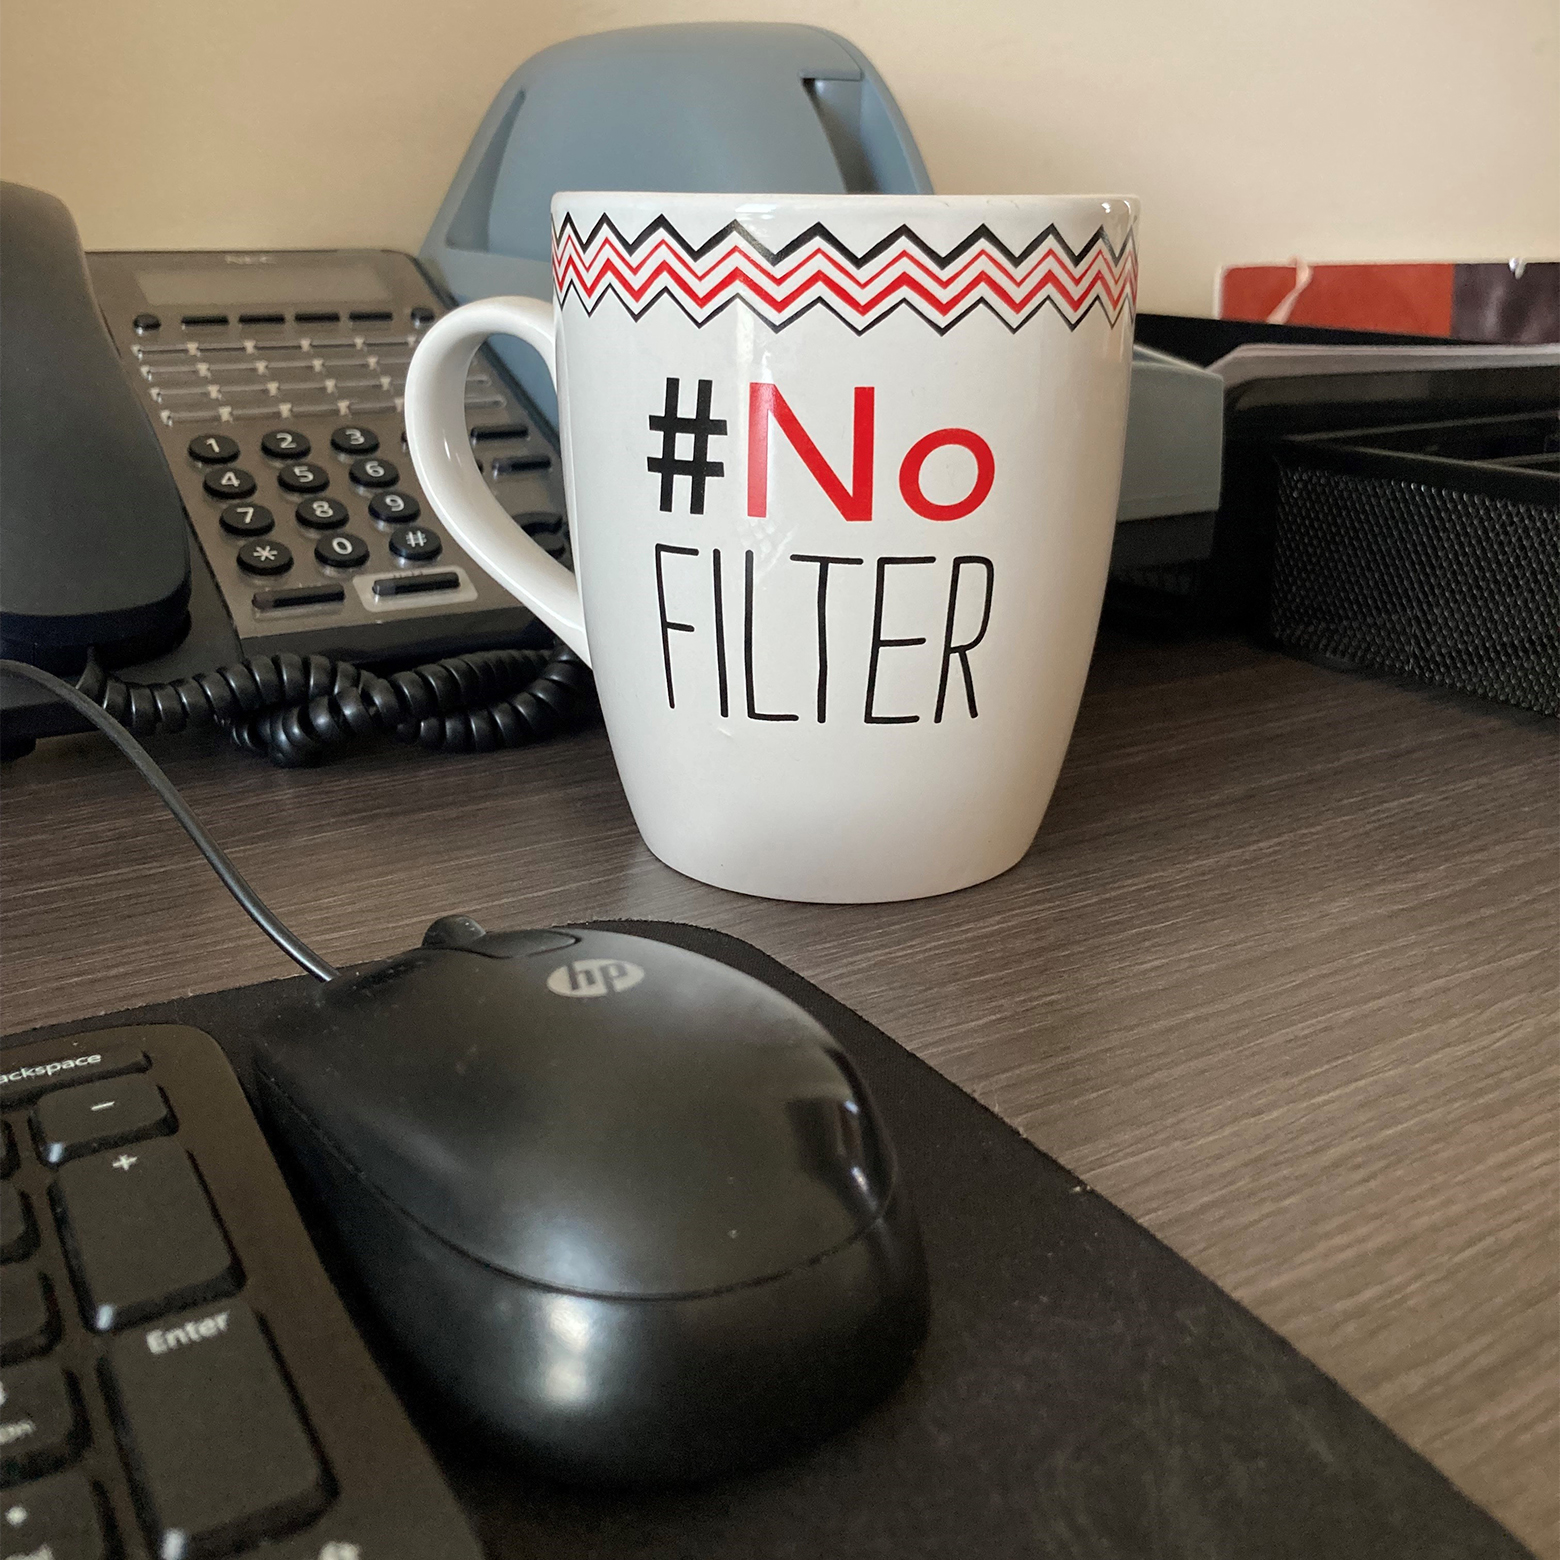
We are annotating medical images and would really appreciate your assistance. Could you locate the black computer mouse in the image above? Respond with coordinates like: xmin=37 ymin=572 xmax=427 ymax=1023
xmin=252 ymin=919 xmax=929 ymax=1485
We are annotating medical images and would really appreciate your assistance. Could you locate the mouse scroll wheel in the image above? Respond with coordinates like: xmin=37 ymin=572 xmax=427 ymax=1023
xmin=420 ymin=917 xmax=581 ymax=959
xmin=422 ymin=915 xmax=488 ymax=950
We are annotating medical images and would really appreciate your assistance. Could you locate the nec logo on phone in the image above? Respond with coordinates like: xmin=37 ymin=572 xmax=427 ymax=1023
xmin=546 ymin=959 xmax=646 ymax=999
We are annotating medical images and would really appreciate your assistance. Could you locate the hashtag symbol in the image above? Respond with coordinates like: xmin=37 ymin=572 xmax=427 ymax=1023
xmin=646 ymin=378 xmax=727 ymax=514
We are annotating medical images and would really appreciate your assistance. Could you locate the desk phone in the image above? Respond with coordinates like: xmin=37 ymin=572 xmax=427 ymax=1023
xmin=83 ymin=249 xmax=570 ymax=663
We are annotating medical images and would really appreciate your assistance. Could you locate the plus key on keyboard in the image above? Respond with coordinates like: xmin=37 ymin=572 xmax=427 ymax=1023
xmin=51 ymin=1139 xmax=240 ymax=1331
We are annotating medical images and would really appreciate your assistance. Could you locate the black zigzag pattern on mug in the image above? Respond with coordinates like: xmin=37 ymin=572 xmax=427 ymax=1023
xmin=552 ymin=213 xmax=1138 ymax=335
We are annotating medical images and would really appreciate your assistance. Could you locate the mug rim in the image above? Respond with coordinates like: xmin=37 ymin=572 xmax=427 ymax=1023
xmin=552 ymin=190 xmax=1138 ymax=211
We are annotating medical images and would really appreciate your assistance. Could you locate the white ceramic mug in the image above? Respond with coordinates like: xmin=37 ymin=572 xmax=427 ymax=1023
xmin=406 ymin=192 xmax=1138 ymax=902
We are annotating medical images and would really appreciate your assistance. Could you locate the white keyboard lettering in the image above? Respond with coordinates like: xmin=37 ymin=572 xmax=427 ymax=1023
xmin=0 ymin=1053 xmax=102 ymax=1086
xmin=146 ymin=1309 xmax=231 ymax=1356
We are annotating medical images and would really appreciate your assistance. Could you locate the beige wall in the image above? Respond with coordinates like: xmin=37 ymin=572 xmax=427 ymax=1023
xmin=2 ymin=0 xmax=1556 ymax=315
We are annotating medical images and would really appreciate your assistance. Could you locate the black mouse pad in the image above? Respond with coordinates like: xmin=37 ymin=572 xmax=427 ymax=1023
xmin=5 ymin=921 xmax=1530 ymax=1560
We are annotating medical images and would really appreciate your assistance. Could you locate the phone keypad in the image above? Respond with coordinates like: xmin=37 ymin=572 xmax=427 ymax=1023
xmin=332 ymin=425 xmax=378 ymax=454
xmin=368 ymin=490 xmax=419 ymax=523
xmin=349 ymin=456 xmax=397 ymax=488
xmin=258 ymin=428 xmax=309 ymax=459
xmin=388 ymin=524 xmax=440 ymax=562
xmin=296 ymin=497 xmax=350 ymax=530
xmin=236 ymin=540 xmax=293 ymax=575
xmin=315 ymin=532 xmax=370 ymax=569
xmin=276 ymin=461 xmax=331 ymax=494
xmin=219 ymin=503 xmax=274 ymax=536
xmin=188 ymin=434 xmax=239 ymax=464
xmin=203 ymin=467 xmax=257 ymax=500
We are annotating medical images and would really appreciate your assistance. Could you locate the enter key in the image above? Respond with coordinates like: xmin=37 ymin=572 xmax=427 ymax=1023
xmin=104 ymin=1302 xmax=329 ymax=1557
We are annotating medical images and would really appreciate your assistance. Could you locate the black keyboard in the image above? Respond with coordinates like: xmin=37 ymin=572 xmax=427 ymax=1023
xmin=0 ymin=1025 xmax=482 ymax=1560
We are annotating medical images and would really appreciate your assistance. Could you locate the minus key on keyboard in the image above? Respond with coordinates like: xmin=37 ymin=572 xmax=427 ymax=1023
xmin=34 ymin=1074 xmax=173 ymax=1165
xmin=51 ymin=1138 xmax=240 ymax=1332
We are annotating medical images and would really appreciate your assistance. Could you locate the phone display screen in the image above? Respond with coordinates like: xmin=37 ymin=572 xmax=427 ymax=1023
xmin=134 ymin=264 xmax=392 ymax=307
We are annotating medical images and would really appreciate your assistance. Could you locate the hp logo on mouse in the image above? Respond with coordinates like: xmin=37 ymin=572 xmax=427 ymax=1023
xmin=546 ymin=958 xmax=646 ymax=999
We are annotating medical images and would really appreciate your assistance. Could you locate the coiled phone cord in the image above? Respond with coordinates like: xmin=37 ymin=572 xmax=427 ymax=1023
xmin=71 ymin=644 xmax=594 ymax=768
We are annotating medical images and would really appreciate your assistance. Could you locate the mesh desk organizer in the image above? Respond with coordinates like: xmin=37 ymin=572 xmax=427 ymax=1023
xmin=1269 ymin=410 xmax=1559 ymax=714
xmin=1124 ymin=315 xmax=1558 ymax=715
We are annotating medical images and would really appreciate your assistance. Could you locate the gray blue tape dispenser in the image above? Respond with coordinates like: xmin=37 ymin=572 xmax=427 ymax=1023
xmin=419 ymin=23 xmax=1222 ymax=568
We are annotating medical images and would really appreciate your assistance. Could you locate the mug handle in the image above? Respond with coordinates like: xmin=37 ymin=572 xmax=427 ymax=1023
xmin=403 ymin=297 xmax=589 ymax=664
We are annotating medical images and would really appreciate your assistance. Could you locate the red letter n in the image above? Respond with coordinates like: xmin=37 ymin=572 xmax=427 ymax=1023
xmin=747 ymin=384 xmax=875 ymax=522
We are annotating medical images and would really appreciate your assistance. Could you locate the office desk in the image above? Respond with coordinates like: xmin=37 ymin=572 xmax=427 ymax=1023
xmin=2 ymin=631 xmax=1555 ymax=1554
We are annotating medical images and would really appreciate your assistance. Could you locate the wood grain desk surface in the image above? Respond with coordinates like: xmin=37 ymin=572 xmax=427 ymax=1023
xmin=2 ymin=632 xmax=1555 ymax=1554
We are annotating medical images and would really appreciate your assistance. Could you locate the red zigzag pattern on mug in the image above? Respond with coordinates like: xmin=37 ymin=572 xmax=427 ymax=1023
xmin=552 ymin=214 xmax=1138 ymax=335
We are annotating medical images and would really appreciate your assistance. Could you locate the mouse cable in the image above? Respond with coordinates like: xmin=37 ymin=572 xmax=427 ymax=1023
xmin=70 ymin=643 xmax=594 ymax=768
xmin=0 ymin=658 xmax=339 ymax=983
